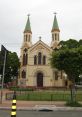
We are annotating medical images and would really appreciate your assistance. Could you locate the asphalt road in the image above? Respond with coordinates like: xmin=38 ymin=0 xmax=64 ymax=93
xmin=0 ymin=110 xmax=82 ymax=117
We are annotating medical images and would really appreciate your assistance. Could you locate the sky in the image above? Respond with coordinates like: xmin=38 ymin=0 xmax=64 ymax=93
xmin=0 ymin=0 xmax=82 ymax=56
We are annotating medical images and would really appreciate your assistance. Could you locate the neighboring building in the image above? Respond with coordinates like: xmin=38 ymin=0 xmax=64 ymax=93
xmin=18 ymin=15 xmax=68 ymax=88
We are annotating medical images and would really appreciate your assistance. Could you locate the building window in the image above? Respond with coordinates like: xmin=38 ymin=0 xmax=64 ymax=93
xmin=24 ymin=48 xmax=27 ymax=52
xmin=58 ymin=34 xmax=59 ymax=41
xmin=52 ymin=34 xmax=54 ymax=41
xmin=23 ymin=54 xmax=25 ymax=65
xmin=26 ymin=35 xmax=27 ymax=41
xmin=21 ymin=70 xmax=26 ymax=78
xmin=25 ymin=54 xmax=28 ymax=65
xmin=28 ymin=35 xmax=30 ymax=42
xmin=23 ymin=53 xmax=28 ymax=65
xmin=43 ymin=56 xmax=46 ymax=65
xmin=38 ymin=52 xmax=42 ymax=64
xmin=55 ymin=34 xmax=57 ymax=40
xmin=34 ymin=55 xmax=37 ymax=65
xmin=65 ymin=80 xmax=68 ymax=86
xmin=55 ymin=71 xmax=58 ymax=80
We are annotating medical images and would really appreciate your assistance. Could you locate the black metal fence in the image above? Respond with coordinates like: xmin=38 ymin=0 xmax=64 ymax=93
xmin=5 ymin=89 xmax=82 ymax=101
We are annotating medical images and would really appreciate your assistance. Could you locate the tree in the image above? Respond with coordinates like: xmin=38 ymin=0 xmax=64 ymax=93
xmin=0 ymin=51 xmax=20 ymax=83
xmin=78 ymin=39 xmax=82 ymax=47
xmin=59 ymin=39 xmax=78 ymax=49
xmin=50 ymin=47 xmax=82 ymax=102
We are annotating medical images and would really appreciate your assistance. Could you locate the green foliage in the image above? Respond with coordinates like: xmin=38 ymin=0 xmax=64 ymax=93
xmin=0 ymin=51 xmax=20 ymax=83
xmin=79 ymin=39 xmax=82 ymax=47
xmin=59 ymin=39 xmax=82 ymax=49
xmin=51 ymin=39 xmax=82 ymax=83
xmin=9 ymin=86 xmax=33 ymax=91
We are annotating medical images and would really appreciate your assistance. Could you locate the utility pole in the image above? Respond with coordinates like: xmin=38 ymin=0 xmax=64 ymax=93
xmin=0 ymin=45 xmax=7 ymax=104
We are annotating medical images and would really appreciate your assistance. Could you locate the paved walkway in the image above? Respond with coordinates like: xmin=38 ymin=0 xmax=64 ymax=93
xmin=0 ymin=100 xmax=66 ymax=108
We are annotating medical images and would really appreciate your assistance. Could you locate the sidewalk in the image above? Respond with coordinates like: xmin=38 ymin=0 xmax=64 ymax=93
xmin=1 ymin=100 xmax=82 ymax=111
xmin=0 ymin=100 xmax=66 ymax=108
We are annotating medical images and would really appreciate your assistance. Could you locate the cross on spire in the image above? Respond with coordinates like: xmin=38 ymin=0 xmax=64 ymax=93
xmin=27 ymin=14 xmax=30 ymax=17
xmin=39 ymin=36 xmax=42 ymax=40
xmin=54 ymin=12 xmax=57 ymax=16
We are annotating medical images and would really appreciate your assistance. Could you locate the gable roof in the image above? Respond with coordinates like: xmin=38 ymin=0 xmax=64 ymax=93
xmin=29 ymin=40 xmax=52 ymax=52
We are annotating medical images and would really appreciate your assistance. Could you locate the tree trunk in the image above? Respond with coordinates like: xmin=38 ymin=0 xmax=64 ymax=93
xmin=70 ymin=79 xmax=76 ymax=102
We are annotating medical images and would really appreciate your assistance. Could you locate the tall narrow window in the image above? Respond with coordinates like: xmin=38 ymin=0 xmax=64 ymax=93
xmin=22 ymin=70 xmax=26 ymax=78
xmin=25 ymin=54 xmax=28 ymax=65
xmin=58 ymin=34 xmax=59 ymax=41
xmin=38 ymin=52 xmax=42 ymax=64
xmin=23 ymin=49 xmax=28 ymax=65
xmin=55 ymin=34 xmax=57 ymax=40
xmin=26 ymin=35 xmax=27 ymax=41
xmin=23 ymin=54 xmax=25 ymax=65
xmin=28 ymin=35 xmax=30 ymax=42
xmin=34 ymin=55 xmax=37 ymax=65
xmin=43 ymin=56 xmax=46 ymax=65
xmin=52 ymin=34 xmax=54 ymax=41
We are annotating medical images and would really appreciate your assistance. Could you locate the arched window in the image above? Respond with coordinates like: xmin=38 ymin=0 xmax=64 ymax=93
xmin=28 ymin=35 xmax=30 ymax=42
xmin=26 ymin=35 xmax=27 ymax=41
xmin=52 ymin=34 xmax=54 ymax=41
xmin=43 ymin=56 xmax=46 ymax=65
xmin=23 ymin=54 xmax=25 ymax=65
xmin=21 ymin=70 xmax=26 ymax=78
xmin=38 ymin=52 xmax=42 ymax=64
xmin=34 ymin=55 xmax=37 ymax=65
xmin=23 ymin=48 xmax=28 ymax=66
xmin=25 ymin=54 xmax=28 ymax=65
xmin=55 ymin=34 xmax=57 ymax=40
xmin=24 ymin=48 xmax=27 ymax=52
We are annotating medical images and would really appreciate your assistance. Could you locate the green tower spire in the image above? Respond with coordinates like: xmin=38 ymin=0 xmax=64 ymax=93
xmin=24 ymin=15 xmax=32 ymax=33
xmin=52 ymin=14 xmax=60 ymax=32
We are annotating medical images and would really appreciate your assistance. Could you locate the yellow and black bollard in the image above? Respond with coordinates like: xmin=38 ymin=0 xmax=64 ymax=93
xmin=11 ymin=91 xmax=16 ymax=117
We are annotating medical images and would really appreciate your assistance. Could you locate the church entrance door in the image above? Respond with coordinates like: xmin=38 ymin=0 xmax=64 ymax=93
xmin=37 ymin=72 xmax=43 ymax=87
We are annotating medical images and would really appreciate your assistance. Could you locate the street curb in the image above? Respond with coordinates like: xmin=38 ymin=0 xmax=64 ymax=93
xmin=0 ymin=107 xmax=82 ymax=111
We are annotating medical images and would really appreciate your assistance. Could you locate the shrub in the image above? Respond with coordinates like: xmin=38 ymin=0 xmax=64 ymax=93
xmin=9 ymin=86 xmax=33 ymax=91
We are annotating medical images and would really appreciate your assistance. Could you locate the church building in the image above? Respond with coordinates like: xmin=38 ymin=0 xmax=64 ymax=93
xmin=18 ymin=15 xmax=67 ymax=88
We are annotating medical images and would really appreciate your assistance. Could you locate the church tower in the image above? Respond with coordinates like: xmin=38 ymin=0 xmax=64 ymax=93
xmin=23 ymin=15 xmax=32 ymax=48
xmin=19 ymin=15 xmax=32 ymax=84
xmin=21 ymin=15 xmax=32 ymax=66
xmin=51 ymin=14 xmax=60 ymax=49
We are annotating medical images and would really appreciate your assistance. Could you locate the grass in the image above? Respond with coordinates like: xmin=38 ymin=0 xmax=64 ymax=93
xmin=16 ymin=91 xmax=82 ymax=101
